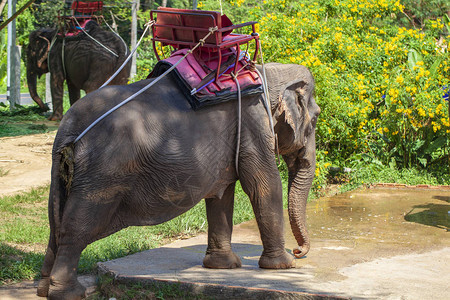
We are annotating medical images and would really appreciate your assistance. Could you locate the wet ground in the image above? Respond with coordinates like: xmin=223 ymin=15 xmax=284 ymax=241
xmin=1 ymin=187 xmax=449 ymax=299
xmin=98 ymin=187 xmax=450 ymax=299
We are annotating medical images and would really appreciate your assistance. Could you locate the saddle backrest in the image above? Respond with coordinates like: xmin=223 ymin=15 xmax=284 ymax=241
xmin=72 ymin=1 xmax=103 ymax=15
xmin=152 ymin=7 xmax=225 ymax=46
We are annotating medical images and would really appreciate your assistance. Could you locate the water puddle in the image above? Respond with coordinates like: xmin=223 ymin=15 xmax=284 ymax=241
xmin=237 ymin=187 xmax=450 ymax=280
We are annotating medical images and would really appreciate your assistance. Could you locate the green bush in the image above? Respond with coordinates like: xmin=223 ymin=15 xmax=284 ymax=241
xmin=202 ymin=0 xmax=450 ymax=188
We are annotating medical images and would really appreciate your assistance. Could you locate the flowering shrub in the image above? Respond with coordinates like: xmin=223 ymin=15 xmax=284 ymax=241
xmin=202 ymin=0 xmax=449 ymax=178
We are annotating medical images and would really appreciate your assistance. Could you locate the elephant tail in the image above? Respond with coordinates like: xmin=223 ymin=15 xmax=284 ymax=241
xmin=48 ymin=143 xmax=75 ymax=245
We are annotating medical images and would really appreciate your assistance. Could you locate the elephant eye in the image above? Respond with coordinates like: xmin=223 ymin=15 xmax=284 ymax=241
xmin=311 ymin=115 xmax=318 ymax=126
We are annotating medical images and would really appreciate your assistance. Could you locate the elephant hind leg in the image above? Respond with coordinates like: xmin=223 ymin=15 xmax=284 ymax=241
xmin=36 ymin=243 xmax=56 ymax=297
xmin=203 ymin=183 xmax=242 ymax=269
xmin=47 ymin=196 xmax=123 ymax=299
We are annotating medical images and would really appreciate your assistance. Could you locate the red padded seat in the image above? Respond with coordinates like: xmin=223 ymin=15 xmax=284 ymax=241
xmin=150 ymin=7 xmax=260 ymax=81
xmin=72 ymin=1 xmax=103 ymax=15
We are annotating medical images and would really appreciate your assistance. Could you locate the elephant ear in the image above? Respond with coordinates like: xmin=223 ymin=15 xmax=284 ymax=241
xmin=29 ymin=29 xmax=52 ymax=69
xmin=273 ymin=69 xmax=319 ymax=155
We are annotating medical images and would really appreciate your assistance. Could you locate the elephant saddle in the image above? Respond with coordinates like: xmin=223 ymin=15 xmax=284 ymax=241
xmin=148 ymin=7 xmax=263 ymax=110
xmin=149 ymin=48 xmax=263 ymax=110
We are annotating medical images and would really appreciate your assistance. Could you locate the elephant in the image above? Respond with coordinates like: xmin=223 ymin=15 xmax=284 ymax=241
xmin=37 ymin=62 xmax=320 ymax=299
xmin=25 ymin=20 xmax=131 ymax=121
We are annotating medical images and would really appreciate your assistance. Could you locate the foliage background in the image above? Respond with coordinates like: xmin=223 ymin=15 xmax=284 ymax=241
xmin=201 ymin=0 xmax=450 ymax=191
xmin=1 ymin=0 xmax=450 ymax=191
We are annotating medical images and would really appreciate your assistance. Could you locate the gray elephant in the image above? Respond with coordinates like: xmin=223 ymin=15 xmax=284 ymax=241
xmin=26 ymin=21 xmax=131 ymax=121
xmin=37 ymin=62 xmax=320 ymax=299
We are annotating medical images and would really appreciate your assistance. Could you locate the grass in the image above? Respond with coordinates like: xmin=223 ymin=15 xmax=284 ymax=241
xmin=0 ymin=168 xmax=9 ymax=177
xmin=90 ymin=275 xmax=211 ymax=300
xmin=0 ymin=104 xmax=58 ymax=138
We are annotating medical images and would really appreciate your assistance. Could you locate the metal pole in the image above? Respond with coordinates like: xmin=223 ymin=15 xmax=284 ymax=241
xmin=130 ymin=1 xmax=138 ymax=78
xmin=7 ymin=0 xmax=20 ymax=110
xmin=46 ymin=73 xmax=52 ymax=111
xmin=193 ymin=0 xmax=198 ymax=10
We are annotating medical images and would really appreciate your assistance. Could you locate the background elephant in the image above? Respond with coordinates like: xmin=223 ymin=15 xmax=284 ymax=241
xmin=37 ymin=62 xmax=320 ymax=299
xmin=25 ymin=21 xmax=131 ymax=121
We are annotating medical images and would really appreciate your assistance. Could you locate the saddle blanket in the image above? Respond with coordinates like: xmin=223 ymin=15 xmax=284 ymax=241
xmin=149 ymin=48 xmax=263 ymax=110
xmin=59 ymin=19 xmax=96 ymax=38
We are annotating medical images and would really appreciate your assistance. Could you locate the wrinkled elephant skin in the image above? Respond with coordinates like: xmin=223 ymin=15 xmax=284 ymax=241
xmin=26 ymin=21 xmax=131 ymax=121
xmin=37 ymin=63 xmax=320 ymax=299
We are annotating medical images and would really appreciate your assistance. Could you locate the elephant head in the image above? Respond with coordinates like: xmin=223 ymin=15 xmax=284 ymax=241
xmin=262 ymin=63 xmax=320 ymax=258
xmin=25 ymin=29 xmax=55 ymax=112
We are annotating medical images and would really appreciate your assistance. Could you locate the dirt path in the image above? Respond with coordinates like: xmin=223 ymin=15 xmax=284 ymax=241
xmin=0 ymin=132 xmax=56 ymax=197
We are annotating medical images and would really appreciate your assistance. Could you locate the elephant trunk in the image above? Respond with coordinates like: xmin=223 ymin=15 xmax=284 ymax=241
xmin=26 ymin=66 xmax=48 ymax=112
xmin=285 ymin=135 xmax=316 ymax=258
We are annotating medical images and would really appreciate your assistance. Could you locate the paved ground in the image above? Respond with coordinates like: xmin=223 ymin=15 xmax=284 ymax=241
xmin=0 ymin=93 xmax=35 ymax=106
xmin=99 ymin=187 xmax=450 ymax=299
xmin=1 ymin=187 xmax=449 ymax=299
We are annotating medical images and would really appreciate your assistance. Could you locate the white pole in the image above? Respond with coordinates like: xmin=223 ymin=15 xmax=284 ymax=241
xmin=7 ymin=0 xmax=20 ymax=110
xmin=46 ymin=73 xmax=52 ymax=111
xmin=130 ymin=1 xmax=138 ymax=78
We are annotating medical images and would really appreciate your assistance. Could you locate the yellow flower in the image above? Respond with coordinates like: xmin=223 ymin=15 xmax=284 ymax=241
xmin=418 ymin=108 xmax=426 ymax=117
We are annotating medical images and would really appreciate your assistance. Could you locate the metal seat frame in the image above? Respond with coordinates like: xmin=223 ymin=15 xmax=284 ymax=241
xmin=57 ymin=1 xmax=104 ymax=35
xmin=150 ymin=8 xmax=260 ymax=81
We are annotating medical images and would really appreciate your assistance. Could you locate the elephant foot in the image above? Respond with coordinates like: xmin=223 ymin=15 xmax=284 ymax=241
xmin=48 ymin=278 xmax=86 ymax=300
xmin=36 ymin=276 xmax=50 ymax=297
xmin=259 ymin=250 xmax=294 ymax=269
xmin=203 ymin=250 xmax=242 ymax=269
xmin=48 ymin=113 xmax=62 ymax=121
xmin=39 ymin=104 xmax=50 ymax=112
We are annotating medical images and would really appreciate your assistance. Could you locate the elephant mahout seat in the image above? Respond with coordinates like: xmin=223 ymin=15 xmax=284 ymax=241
xmin=149 ymin=7 xmax=263 ymax=110
xmin=57 ymin=1 xmax=104 ymax=37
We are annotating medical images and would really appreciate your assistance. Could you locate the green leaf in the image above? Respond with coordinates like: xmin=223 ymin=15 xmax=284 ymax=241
xmin=418 ymin=157 xmax=427 ymax=167
xmin=389 ymin=157 xmax=397 ymax=169
xmin=412 ymin=139 xmax=425 ymax=151
xmin=425 ymin=136 xmax=448 ymax=154
xmin=407 ymin=49 xmax=422 ymax=71
xmin=430 ymin=57 xmax=442 ymax=74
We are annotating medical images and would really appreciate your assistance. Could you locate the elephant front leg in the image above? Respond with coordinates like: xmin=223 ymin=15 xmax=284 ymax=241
xmin=203 ymin=183 xmax=242 ymax=269
xmin=49 ymin=73 xmax=65 ymax=121
xmin=240 ymin=165 xmax=294 ymax=269
xmin=67 ymin=80 xmax=80 ymax=106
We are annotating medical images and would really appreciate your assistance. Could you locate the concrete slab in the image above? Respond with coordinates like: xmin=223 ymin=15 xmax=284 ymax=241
xmin=99 ymin=188 xmax=450 ymax=299
xmin=0 ymin=93 xmax=35 ymax=106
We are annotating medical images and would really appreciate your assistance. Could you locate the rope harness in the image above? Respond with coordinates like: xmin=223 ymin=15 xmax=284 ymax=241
xmin=73 ymin=17 xmax=119 ymax=58
xmin=74 ymin=25 xmax=218 ymax=143
xmin=100 ymin=20 xmax=154 ymax=88
xmin=40 ymin=17 xmax=127 ymax=81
